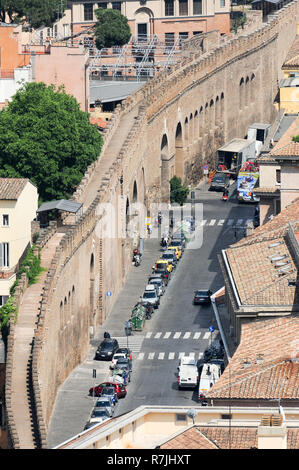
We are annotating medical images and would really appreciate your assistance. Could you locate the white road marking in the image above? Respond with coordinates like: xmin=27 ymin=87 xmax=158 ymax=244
xmin=203 ymin=332 xmax=210 ymax=339
xmin=173 ymin=332 xmax=181 ymax=339
xmin=154 ymin=332 xmax=162 ymax=339
xmin=168 ymin=352 xmax=175 ymax=360
xmin=183 ymin=332 xmax=191 ymax=339
xmin=148 ymin=353 xmax=155 ymax=360
xmin=209 ymin=219 xmax=216 ymax=226
xmin=164 ymin=332 xmax=171 ymax=339
xmin=137 ymin=352 xmax=144 ymax=360
xmin=146 ymin=332 xmax=152 ymax=339
xmin=227 ymin=219 xmax=234 ymax=225
xmin=201 ymin=220 xmax=207 ymax=226
xmin=179 ymin=352 xmax=185 ymax=359
xmin=158 ymin=352 xmax=165 ymax=360
xmin=193 ymin=332 xmax=201 ymax=339
xmin=218 ymin=219 xmax=225 ymax=226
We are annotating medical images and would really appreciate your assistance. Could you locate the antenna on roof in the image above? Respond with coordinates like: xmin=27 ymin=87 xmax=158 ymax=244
xmin=268 ymin=241 xmax=283 ymax=248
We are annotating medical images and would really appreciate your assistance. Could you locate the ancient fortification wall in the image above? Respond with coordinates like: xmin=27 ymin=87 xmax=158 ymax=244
xmin=5 ymin=1 xmax=299 ymax=448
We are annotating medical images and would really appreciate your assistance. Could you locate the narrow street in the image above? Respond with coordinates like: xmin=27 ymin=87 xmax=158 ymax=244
xmin=47 ymin=180 xmax=256 ymax=448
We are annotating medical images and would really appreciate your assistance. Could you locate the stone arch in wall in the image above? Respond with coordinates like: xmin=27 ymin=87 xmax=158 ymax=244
xmin=194 ymin=110 xmax=198 ymax=141
xmin=132 ymin=180 xmax=138 ymax=203
xmin=209 ymin=99 xmax=214 ymax=128
xmin=215 ymin=96 xmax=220 ymax=126
xmin=250 ymin=73 xmax=255 ymax=103
xmin=199 ymin=106 xmax=204 ymax=136
xmin=245 ymin=76 xmax=250 ymax=108
xmin=174 ymin=123 xmax=184 ymax=180
xmin=161 ymin=133 xmax=170 ymax=202
xmin=240 ymin=77 xmax=245 ymax=110
xmin=189 ymin=113 xmax=193 ymax=146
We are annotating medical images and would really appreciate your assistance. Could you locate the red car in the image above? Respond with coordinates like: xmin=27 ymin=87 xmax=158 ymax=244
xmin=89 ymin=382 xmax=127 ymax=398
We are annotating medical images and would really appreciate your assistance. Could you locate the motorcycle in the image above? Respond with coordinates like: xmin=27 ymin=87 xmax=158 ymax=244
xmin=133 ymin=254 xmax=141 ymax=267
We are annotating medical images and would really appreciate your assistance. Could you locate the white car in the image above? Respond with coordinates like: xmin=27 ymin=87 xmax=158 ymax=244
xmin=85 ymin=408 xmax=110 ymax=428
xmin=110 ymin=352 xmax=127 ymax=369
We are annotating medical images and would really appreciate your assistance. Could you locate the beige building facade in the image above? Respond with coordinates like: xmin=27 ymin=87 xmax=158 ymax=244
xmin=50 ymin=0 xmax=231 ymax=40
xmin=0 ymin=179 xmax=38 ymax=305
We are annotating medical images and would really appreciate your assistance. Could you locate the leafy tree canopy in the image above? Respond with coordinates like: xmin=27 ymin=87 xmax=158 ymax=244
xmin=93 ymin=7 xmax=131 ymax=50
xmin=0 ymin=0 xmax=66 ymax=29
xmin=170 ymin=176 xmax=189 ymax=206
xmin=0 ymin=82 xmax=103 ymax=202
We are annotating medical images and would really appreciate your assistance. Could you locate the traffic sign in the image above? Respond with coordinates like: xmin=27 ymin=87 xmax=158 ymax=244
xmin=209 ymin=326 xmax=215 ymax=333
xmin=106 ymin=291 xmax=112 ymax=297
xmin=203 ymin=165 xmax=209 ymax=170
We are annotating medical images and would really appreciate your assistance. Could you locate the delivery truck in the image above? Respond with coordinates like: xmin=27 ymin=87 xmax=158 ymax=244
xmin=216 ymin=138 xmax=256 ymax=179
xmin=246 ymin=122 xmax=271 ymax=155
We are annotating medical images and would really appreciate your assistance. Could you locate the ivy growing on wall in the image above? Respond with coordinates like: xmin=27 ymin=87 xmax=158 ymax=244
xmin=10 ymin=245 xmax=45 ymax=295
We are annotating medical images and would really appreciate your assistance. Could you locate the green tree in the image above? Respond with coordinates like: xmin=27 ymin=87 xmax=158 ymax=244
xmin=93 ymin=7 xmax=131 ymax=50
xmin=170 ymin=176 xmax=189 ymax=206
xmin=0 ymin=0 xmax=66 ymax=28
xmin=0 ymin=82 xmax=103 ymax=202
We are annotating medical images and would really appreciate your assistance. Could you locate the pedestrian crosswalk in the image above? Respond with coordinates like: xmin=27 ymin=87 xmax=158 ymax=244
xmin=114 ymin=330 xmax=218 ymax=361
xmin=199 ymin=218 xmax=253 ymax=228
xmin=137 ymin=351 xmax=204 ymax=361
xmin=144 ymin=331 xmax=217 ymax=340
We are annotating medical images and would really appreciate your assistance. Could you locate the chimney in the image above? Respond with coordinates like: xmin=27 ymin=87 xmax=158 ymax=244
xmin=257 ymin=414 xmax=287 ymax=449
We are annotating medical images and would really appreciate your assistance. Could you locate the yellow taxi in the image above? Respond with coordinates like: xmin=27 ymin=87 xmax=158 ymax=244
xmin=167 ymin=245 xmax=182 ymax=260
xmin=155 ymin=259 xmax=173 ymax=273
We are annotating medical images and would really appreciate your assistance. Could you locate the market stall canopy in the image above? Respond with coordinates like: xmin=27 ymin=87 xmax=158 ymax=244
xmin=37 ymin=199 xmax=83 ymax=214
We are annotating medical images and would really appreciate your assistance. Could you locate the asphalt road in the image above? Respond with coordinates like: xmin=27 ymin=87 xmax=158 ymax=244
xmin=114 ymin=183 xmax=255 ymax=414
xmin=47 ymin=181 xmax=256 ymax=447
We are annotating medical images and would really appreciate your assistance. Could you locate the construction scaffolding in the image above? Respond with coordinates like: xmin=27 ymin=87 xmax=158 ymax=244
xmin=23 ymin=28 xmax=188 ymax=82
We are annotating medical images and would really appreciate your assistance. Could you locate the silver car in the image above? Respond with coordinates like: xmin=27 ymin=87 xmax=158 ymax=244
xmin=148 ymin=278 xmax=165 ymax=296
xmin=94 ymin=396 xmax=115 ymax=417
xmin=141 ymin=285 xmax=160 ymax=309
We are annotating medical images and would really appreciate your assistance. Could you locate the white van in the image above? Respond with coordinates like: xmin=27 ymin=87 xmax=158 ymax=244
xmin=177 ymin=356 xmax=198 ymax=389
xmin=198 ymin=363 xmax=221 ymax=402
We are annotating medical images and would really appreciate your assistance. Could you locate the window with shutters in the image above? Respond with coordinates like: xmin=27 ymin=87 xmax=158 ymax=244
xmin=179 ymin=0 xmax=188 ymax=16
xmin=165 ymin=0 xmax=174 ymax=16
xmin=84 ymin=3 xmax=94 ymax=21
xmin=193 ymin=0 xmax=202 ymax=14
xmin=0 ymin=243 xmax=9 ymax=268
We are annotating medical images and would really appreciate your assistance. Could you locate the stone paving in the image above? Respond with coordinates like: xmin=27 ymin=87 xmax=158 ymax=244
xmin=11 ymin=232 xmax=65 ymax=449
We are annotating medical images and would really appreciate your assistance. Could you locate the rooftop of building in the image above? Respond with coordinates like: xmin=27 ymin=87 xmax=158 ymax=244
xmin=160 ymin=423 xmax=299 ymax=449
xmin=206 ymin=316 xmax=299 ymax=401
xmin=268 ymin=115 xmax=299 ymax=159
xmin=0 ymin=178 xmax=34 ymax=200
xmin=282 ymin=34 xmax=299 ymax=69
xmin=224 ymin=198 xmax=299 ymax=306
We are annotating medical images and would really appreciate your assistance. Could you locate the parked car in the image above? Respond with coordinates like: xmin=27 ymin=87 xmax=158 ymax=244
xmin=115 ymin=347 xmax=132 ymax=361
xmin=162 ymin=251 xmax=177 ymax=268
xmin=167 ymin=245 xmax=182 ymax=260
xmin=209 ymin=173 xmax=230 ymax=191
xmin=148 ymin=277 xmax=165 ymax=296
xmin=116 ymin=357 xmax=132 ymax=371
xmin=168 ymin=239 xmax=184 ymax=252
xmin=89 ymin=382 xmax=127 ymax=399
xmin=100 ymin=386 xmax=119 ymax=405
xmin=141 ymin=285 xmax=160 ymax=309
xmin=86 ymin=408 xmax=111 ymax=427
xmin=94 ymin=396 xmax=114 ymax=417
xmin=149 ymin=273 xmax=167 ymax=287
xmin=151 ymin=267 xmax=170 ymax=284
xmin=95 ymin=338 xmax=119 ymax=361
xmin=193 ymin=289 xmax=212 ymax=305
xmin=177 ymin=356 xmax=199 ymax=390
xmin=172 ymin=232 xmax=186 ymax=248
xmin=155 ymin=260 xmax=173 ymax=273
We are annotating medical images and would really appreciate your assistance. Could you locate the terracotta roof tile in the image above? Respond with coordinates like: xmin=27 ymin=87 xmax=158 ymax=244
xmin=160 ymin=425 xmax=299 ymax=449
xmin=270 ymin=116 xmax=299 ymax=158
xmin=0 ymin=178 xmax=30 ymax=200
xmin=206 ymin=316 xmax=299 ymax=401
